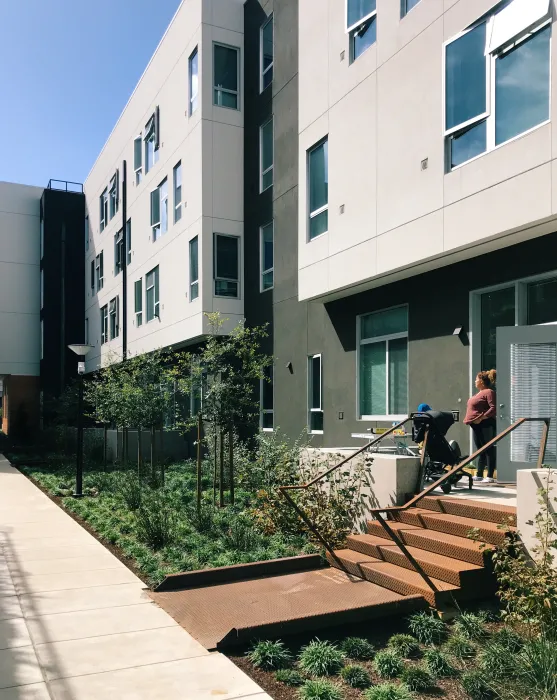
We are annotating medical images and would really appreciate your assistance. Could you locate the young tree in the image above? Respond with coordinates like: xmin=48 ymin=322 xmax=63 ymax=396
xmin=174 ymin=313 xmax=272 ymax=505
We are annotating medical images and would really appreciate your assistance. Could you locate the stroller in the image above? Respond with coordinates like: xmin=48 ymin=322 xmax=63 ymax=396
xmin=412 ymin=410 xmax=473 ymax=494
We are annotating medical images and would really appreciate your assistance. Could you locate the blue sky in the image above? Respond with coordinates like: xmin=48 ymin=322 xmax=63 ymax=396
xmin=0 ymin=0 xmax=182 ymax=187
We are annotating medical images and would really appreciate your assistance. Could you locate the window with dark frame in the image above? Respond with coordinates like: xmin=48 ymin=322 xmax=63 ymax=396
xmin=146 ymin=266 xmax=160 ymax=322
xmin=95 ymin=252 xmax=104 ymax=292
xmin=260 ymin=15 xmax=273 ymax=91
xmin=260 ymin=117 xmax=273 ymax=192
xmin=260 ymin=365 xmax=274 ymax=430
xmin=109 ymin=171 xmax=118 ymax=219
xmin=189 ymin=48 xmax=199 ymax=114
xmin=308 ymin=138 xmax=328 ymax=240
xmin=114 ymin=229 xmax=124 ymax=276
xmin=347 ymin=0 xmax=377 ymax=63
xmin=100 ymin=188 xmax=108 ymax=231
xmin=100 ymin=305 xmax=108 ymax=345
xmin=213 ymin=44 xmax=239 ymax=109
xmin=260 ymin=222 xmax=273 ymax=291
xmin=135 ymin=279 xmax=143 ymax=327
xmin=308 ymin=354 xmax=324 ymax=433
xmin=189 ymin=236 xmax=199 ymax=301
xmin=214 ymin=234 xmax=239 ymax=298
xmin=173 ymin=162 xmax=182 ymax=223
xmin=109 ymin=297 xmax=119 ymax=340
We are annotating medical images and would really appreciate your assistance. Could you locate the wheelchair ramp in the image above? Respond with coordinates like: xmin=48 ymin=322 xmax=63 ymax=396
xmin=151 ymin=565 xmax=425 ymax=650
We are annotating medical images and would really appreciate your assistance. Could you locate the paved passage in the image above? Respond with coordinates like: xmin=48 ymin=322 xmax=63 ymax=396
xmin=0 ymin=456 xmax=270 ymax=700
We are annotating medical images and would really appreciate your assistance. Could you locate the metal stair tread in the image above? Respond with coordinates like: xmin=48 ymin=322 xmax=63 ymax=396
xmin=347 ymin=534 xmax=482 ymax=573
xmin=367 ymin=520 xmax=493 ymax=553
xmin=404 ymin=507 xmax=515 ymax=533
xmin=334 ymin=548 xmax=460 ymax=593
xmin=417 ymin=495 xmax=517 ymax=524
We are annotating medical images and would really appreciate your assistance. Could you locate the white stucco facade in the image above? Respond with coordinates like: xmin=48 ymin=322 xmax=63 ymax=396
xmin=298 ymin=0 xmax=557 ymax=301
xmin=84 ymin=0 xmax=245 ymax=370
xmin=0 ymin=181 xmax=42 ymax=377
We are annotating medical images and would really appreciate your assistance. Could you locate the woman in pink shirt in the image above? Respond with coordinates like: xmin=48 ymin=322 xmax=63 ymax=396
xmin=464 ymin=370 xmax=497 ymax=483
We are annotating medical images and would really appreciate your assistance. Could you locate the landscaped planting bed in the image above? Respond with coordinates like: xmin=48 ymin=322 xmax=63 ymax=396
xmin=20 ymin=459 xmax=313 ymax=588
xmin=229 ymin=606 xmax=550 ymax=700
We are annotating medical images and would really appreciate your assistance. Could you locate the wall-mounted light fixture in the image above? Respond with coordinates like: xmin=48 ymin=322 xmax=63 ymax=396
xmin=286 ymin=361 xmax=293 ymax=374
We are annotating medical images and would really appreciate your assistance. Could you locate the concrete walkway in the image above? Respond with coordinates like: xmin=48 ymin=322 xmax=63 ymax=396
xmin=0 ymin=456 xmax=270 ymax=700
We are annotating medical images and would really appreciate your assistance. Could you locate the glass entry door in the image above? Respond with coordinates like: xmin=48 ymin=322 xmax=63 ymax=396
xmin=496 ymin=325 xmax=557 ymax=482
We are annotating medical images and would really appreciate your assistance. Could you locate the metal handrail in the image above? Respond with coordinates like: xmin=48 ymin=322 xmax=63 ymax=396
xmin=369 ymin=417 xmax=551 ymax=593
xmin=279 ymin=415 xmax=551 ymax=589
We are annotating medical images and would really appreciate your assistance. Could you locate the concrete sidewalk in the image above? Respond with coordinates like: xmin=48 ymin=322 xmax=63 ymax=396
xmin=0 ymin=455 xmax=270 ymax=700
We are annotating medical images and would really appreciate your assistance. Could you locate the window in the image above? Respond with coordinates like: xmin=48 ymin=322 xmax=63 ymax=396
xmin=189 ymin=48 xmax=199 ymax=114
xmin=445 ymin=2 xmax=551 ymax=170
xmin=95 ymin=252 xmax=104 ymax=292
xmin=40 ymin=217 xmax=44 ymax=260
xmin=480 ymin=287 xmax=516 ymax=371
xmin=40 ymin=270 xmax=44 ymax=310
xmin=114 ymin=229 xmax=124 ymax=276
xmin=401 ymin=0 xmax=420 ymax=16
xmin=173 ymin=162 xmax=182 ymax=223
xmin=260 ymin=365 xmax=274 ymax=430
xmin=260 ymin=117 xmax=273 ymax=191
xmin=40 ymin=320 xmax=44 ymax=360
xmin=135 ymin=279 xmax=143 ymax=327
xmin=260 ymin=15 xmax=273 ymax=91
xmin=214 ymin=234 xmax=239 ymax=298
xmin=144 ymin=109 xmax=160 ymax=174
xmin=85 ymin=318 xmax=89 ymax=345
xmin=126 ymin=218 xmax=132 ymax=265
xmin=527 ymin=277 xmax=557 ymax=325
xmin=308 ymin=354 xmax=324 ymax=433
xmin=90 ymin=260 xmax=95 ymax=293
xmin=100 ymin=188 xmax=108 ymax=232
xmin=100 ymin=305 xmax=108 ymax=345
xmin=308 ymin=139 xmax=328 ymax=240
xmin=260 ymin=222 xmax=273 ymax=291
xmin=109 ymin=297 xmax=119 ymax=340
xmin=189 ymin=236 xmax=199 ymax=301
xmin=214 ymin=44 xmax=239 ymax=109
xmin=85 ymin=215 xmax=89 ymax=252
xmin=347 ymin=0 xmax=377 ymax=62
xmin=109 ymin=171 xmax=118 ymax=219
xmin=146 ymin=266 xmax=160 ymax=322
xmin=134 ymin=135 xmax=142 ymax=184
xmin=359 ymin=306 xmax=408 ymax=419
xmin=151 ymin=178 xmax=168 ymax=241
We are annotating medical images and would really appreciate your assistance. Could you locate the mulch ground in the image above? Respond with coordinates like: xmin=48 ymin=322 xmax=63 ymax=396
xmin=228 ymin=605 xmax=504 ymax=700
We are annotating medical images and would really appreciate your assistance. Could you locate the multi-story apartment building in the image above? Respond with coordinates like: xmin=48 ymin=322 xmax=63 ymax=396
xmin=84 ymin=0 xmax=245 ymax=371
xmin=1 ymin=0 xmax=549 ymax=481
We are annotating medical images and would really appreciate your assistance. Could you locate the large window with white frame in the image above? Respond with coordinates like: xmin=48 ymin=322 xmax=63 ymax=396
xmin=144 ymin=109 xmax=160 ymax=174
xmin=260 ymin=14 xmax=273 ymax=91
xmin=114 ymin=229 xmax=124 ymax=276
xmin=471 ymin=271 xmax=557 ymax=375
xmin=150 ymin=178 xmax=168 ymax=241
xmin=358 ymin=306 xmax=408 ymax=419
xmin=260 ymin=365 xmax=274 ymax=431
xmin=100 ymin=188 xmax=108 ymax=232
xmin=308 ymin=138 xmax=328 ymax=240
xmin=401 ymin=0 xmax=420 ymax=17
xmin=189 ymin=236 xmax=199 ymax=301
xmin=146 ymin=266 xmax=160 ymax=323
xmin=189 ymin=47 xmax=199 ymax=115
xmin=214 ymin=234 xmax=239 ymax=298
xmin=445 ymin=1 xmax=551 ymax=170
xmin=135 ymin=279 xmax=143 ymax=327
xmin=260 ymin=222 xmax=273 ymax=291
xmin=260 ymin=117 xmax=273 ymax=192
xmin=134 ymin=134 xmax=142 ymax=184
xmin=308 ymin=354 xmax=324 ymax=433
xmin=214 ymin=43 xmax=240 ymax=109
xmin=346 ymin=0 xmax=377 ymax=63
xmin=173 ymin=162 xmax=182 ymax=223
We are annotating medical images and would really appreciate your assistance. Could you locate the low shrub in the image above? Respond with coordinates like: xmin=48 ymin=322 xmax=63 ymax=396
xmin=275 ymin=669 xmax=304 ymax=686
xmin=444 ymin=634 xmax=477 ymax=660
xmin=490 ymin=627 xmax=525 ymax=654
xmin=514 ymin=635 xmax=557 ymax=699
xmin=298 ymin=679 xmax=343 ymax=700
xmin=340 ymin=664 xmax=372 ymax=689
xmin=387 ymin=634 xmax=420 ymax=659
xmin=340 ymin=636 xmax=375 ymax=660
xmin=298 ymin=640 xmax=345 ymax=677
xmin=115 ymin=473 xmax=142 ymax=511
xmin=460 ymin=670 xmax=495 ymax=700
xmin=423 ymin=648 xmax=457 ymax=678
xmin=364 ymin=683 xmax=412 ymax=700
xmin=408 ymin=611 xmax=447 ymax=645
xmin=478 ymin=642 xmax=515 ymax=681
xmin=247 ymin=640 xmax=292 ymax=671
xmin=373 ymin=651 xmax=404 ymax=679
xmin=402 ymin=666 xmax=436 ymax=692
xmin=134 ymin=492 xmax=176 ymax=550
xmin=453 ymin=612 xmax=488 ymax=641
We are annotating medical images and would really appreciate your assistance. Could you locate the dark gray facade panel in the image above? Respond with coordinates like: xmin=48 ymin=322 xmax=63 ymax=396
xmin=273 ymin=0 xmax=298 ymax=96
xmin=272 ymin=186 xmax=299 ymax=303
xmin=273 ymin=75 xmax=299 ymax=201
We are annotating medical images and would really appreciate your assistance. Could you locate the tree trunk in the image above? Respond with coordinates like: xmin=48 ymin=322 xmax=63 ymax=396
xmin=150 ymin=426 xmax=155 ymax=481
xmin=103 ymin=425 xmax=108 ymax=471
xmin=219 ymin=428 xmax=225 ymax=508
xmin=213 ymin=426 xmax=218 ymax=506
xmin=137 ymin=427 xmax=142 ymax=479
xmin=196 ymin=414 xmax=202 ymax=517
xmin=228 ymin=423 xmax=234 ymax=506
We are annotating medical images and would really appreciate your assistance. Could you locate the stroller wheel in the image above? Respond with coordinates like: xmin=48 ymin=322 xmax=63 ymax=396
xmin=441 ymin=483 xmax=452 ymax=494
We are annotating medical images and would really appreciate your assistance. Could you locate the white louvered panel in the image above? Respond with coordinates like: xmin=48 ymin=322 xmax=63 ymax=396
xmin=510 ymin=342 xmax=557 ymax=463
